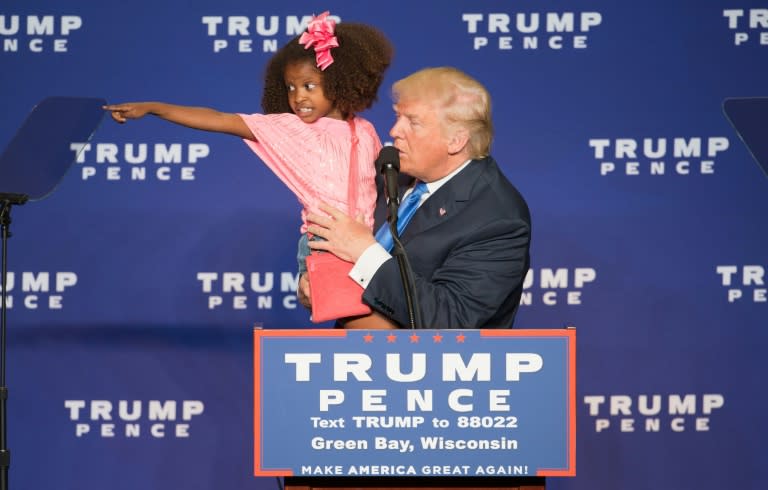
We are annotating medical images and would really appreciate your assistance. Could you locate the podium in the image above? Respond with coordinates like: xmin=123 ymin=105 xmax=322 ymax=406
xmin=284 ymin=475 xmax=545 ymax=489
xmin=253 ymin=329 xmax=575 ymax=490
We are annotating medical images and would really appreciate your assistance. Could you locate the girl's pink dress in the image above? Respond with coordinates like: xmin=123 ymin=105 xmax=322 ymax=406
xmin=239 ymin=113 xmax=381 ymax=233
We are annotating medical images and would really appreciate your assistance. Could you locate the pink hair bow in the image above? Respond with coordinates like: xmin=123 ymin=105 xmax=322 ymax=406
xmin=298 ymin=11 xmax=339 ymax=71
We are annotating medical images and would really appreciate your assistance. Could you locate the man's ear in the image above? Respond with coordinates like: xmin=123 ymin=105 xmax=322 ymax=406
xmin=447 ymin=127 xmax=470 ymax=155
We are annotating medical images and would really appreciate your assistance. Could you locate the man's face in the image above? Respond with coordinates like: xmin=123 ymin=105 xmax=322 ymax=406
xmin=389 ymin=97 xmax=449 ymax=182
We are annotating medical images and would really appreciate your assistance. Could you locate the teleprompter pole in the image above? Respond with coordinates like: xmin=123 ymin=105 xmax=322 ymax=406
xmin=0 ymin=194 xmax=29 ymax=490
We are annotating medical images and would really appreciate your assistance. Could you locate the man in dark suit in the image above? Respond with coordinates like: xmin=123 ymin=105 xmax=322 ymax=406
xmin=305 ymin=67 xmax=531 ymax=329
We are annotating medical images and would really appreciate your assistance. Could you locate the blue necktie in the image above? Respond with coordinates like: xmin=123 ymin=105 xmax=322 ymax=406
xmin=375 ymin=182 xmax=429 ymax=251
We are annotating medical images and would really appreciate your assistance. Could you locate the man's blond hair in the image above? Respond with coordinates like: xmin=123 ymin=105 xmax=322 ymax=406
xmin=392 ymin=67 xmax=493 ymax=158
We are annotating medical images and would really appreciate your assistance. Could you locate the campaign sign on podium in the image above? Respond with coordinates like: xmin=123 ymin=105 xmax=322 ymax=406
xmin=253 ymin=328 xmax=575 ymax=478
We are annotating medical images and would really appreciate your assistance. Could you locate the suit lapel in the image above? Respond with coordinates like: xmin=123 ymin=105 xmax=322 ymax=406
xmin=400 ymin=159 xmax=485 ymax=242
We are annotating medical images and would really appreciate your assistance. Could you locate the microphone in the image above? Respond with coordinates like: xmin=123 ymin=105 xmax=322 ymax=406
xmin=375 ymin=146 xmax=422 ymax=329
xmin=376 ymin=146 xmax=401 ymax=220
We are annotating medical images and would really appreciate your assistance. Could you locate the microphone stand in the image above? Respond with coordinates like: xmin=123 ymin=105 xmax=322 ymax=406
xmin=0 ymin=193 xmax=27 ymax=490
xmin=387 ymin=201 xmax=423 ymax=330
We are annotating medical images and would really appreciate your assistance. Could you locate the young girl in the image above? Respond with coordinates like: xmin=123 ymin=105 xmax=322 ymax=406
xmin=104 ymin=12 xmax=393 ymax=279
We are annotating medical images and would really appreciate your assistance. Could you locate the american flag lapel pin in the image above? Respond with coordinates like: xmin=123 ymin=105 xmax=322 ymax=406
xmin=439 ymin=207 xmax=447 ymax=217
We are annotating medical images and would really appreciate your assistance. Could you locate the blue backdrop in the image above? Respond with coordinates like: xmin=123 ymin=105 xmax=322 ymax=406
xmin=1 ymin=1 xmax=767 ymax=489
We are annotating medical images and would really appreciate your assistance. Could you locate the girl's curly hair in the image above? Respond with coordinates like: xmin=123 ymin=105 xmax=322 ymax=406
xmin=261 ymin=22 xmax=393 ymax=118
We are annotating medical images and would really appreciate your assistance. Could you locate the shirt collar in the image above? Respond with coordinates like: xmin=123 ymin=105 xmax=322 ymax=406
xmin=424 ymin=159 xmax=473 ymax=195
